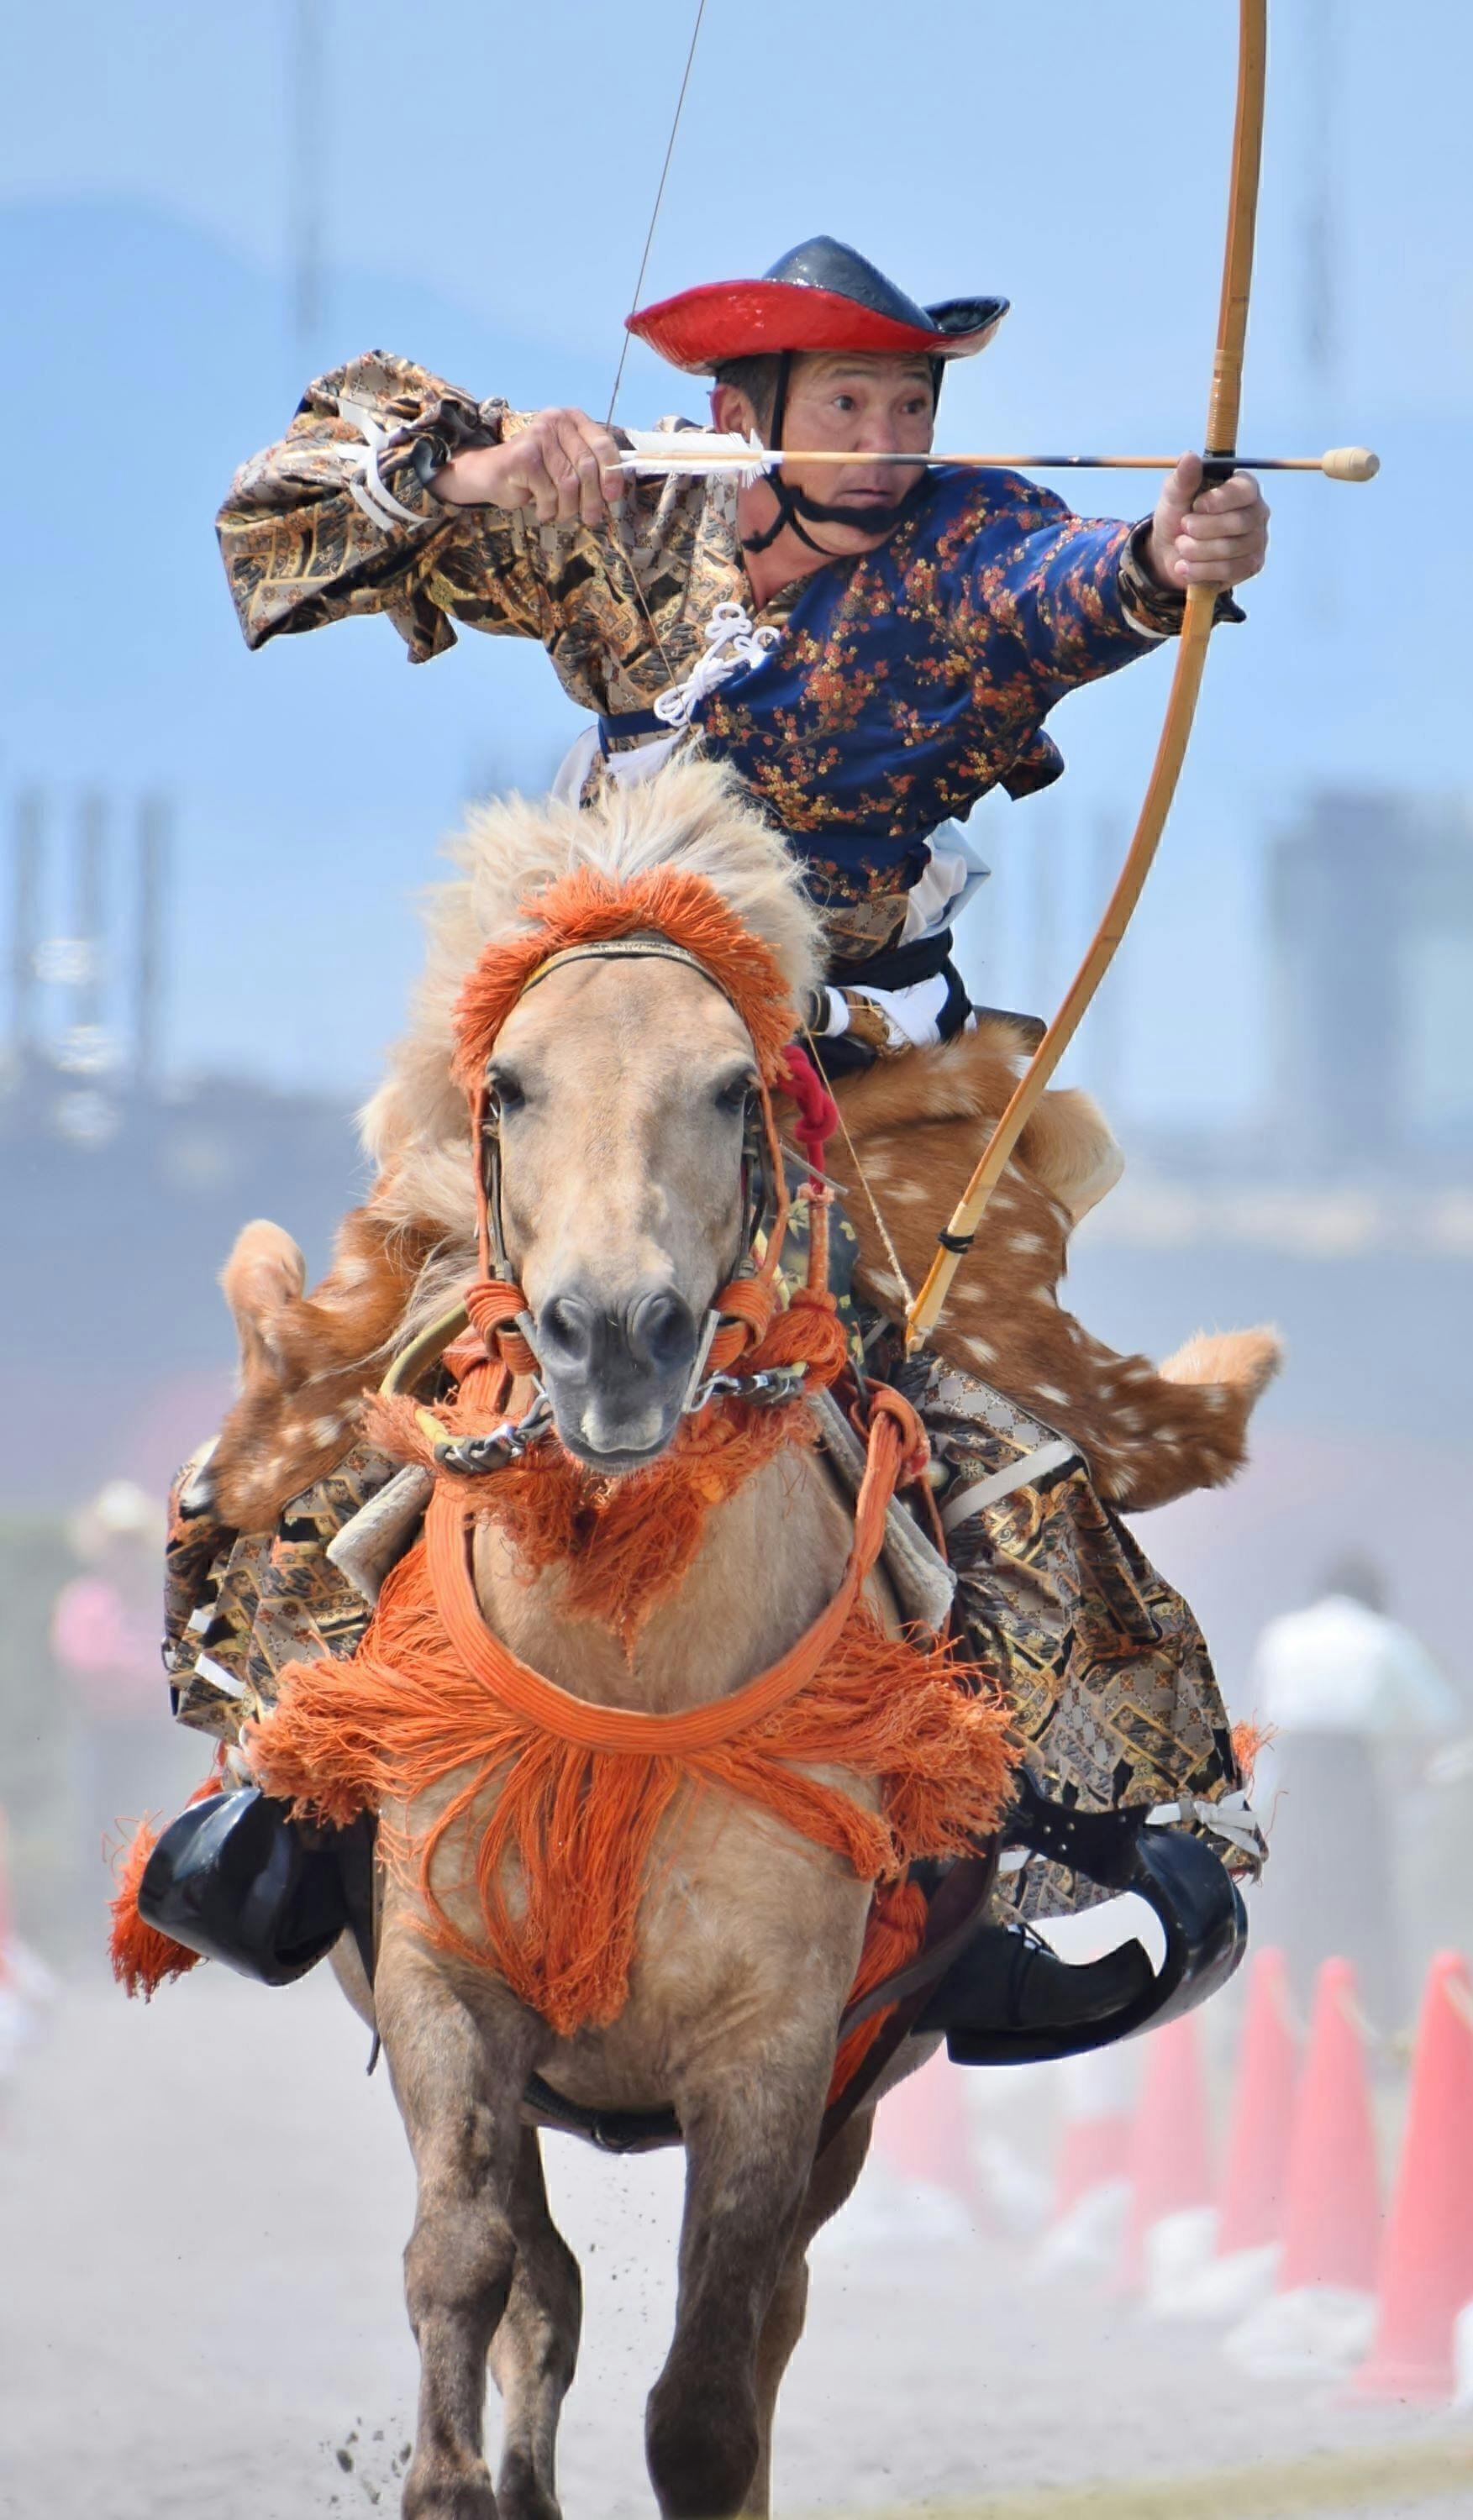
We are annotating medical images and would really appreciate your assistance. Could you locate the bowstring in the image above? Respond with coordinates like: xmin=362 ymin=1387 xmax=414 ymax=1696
xmin=602 ymin=0 xmax=708 ymax=679
xmin=605 ymin=0 xmax=708 ymax=431
xmin=802 ymin=1023 xmax=918 ymax=1320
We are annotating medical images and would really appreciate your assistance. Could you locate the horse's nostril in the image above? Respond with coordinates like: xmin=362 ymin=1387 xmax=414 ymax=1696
xmin=626 ymin=1289 xmax=697 ymax=1375
xmin=539 ymin=1293 xmax=596 ymax=1370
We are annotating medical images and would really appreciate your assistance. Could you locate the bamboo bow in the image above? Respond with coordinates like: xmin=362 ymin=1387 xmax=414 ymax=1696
xmin=904 ymin=0 xmax=1271 ymax=1354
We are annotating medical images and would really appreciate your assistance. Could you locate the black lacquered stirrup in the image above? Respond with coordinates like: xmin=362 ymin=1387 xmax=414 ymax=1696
xmin=930 ymin=1771 xmax=1248 ymax=2069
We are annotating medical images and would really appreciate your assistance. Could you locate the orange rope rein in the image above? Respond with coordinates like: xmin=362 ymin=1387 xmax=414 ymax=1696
xmin=423 ymin=1382 xmax=923 ymax=1760
xmin=250 ymin=1375 xmax=1014 ymax=2045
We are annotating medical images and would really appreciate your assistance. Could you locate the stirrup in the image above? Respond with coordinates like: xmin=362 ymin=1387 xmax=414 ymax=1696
xmin=138 ymin=1786 xmax=374 ymax=1990
xmin=934 ymin=1772 xmax=1248 ymax=2068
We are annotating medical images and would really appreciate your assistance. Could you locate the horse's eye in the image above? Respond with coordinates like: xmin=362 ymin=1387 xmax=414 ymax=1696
xmin=715 ymin=1073 xmax=756 ymax=1118
xmin=487 ymin=1069 xmax=525 ymax=1116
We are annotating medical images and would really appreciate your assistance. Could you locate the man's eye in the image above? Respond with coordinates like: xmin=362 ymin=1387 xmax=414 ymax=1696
xmin=832 ymin=394 xmax=855 ymax=412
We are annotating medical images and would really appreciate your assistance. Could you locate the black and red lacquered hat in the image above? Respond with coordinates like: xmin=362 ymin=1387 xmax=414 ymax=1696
xmin=627 ymin=234 xmax=1008 ymax=375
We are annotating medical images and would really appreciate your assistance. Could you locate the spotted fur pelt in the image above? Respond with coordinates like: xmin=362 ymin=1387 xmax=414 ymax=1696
xmin=202 ymin=764 xmax=1277 ymax=1531
xmin=828 ymin=1019 xmax=1281 ymax=1513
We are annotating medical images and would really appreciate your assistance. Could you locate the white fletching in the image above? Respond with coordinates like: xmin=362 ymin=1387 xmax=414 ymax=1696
xmin=616 ymin=428 xmax=775 ymax=486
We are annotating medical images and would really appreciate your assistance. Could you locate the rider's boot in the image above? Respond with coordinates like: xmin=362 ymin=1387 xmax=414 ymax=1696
xmin=917 ymin=1919 xmax=1153 ymax=2040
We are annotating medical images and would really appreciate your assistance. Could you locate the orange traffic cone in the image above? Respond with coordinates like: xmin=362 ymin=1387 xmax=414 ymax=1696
xmin=1116 ymin=2013 xmax=1214 ymax=2303
xmin=0 ymin=1806 xmax=26 ymax=2076
xmin=1034 ymin=2048 xmax=1135 ymax=2279
xmin=1217 ymin=1945 xmax=1301 ymax=2256
xmin=1224 ymin=1956 xmax=1381 ymax=2376
xmin=1171 ymin=1945 xmax=1301 ymax=2320
xmin=1055 ymin=2075 xmax=1133 ymax=2218
xmin=823 ymin=2045 xmax=981 ymax=2248
xmin=0 ymin=1806 xmax=11 ymax=1987
xmin=1353 ymin=1952 xmax=1473 ymax=2402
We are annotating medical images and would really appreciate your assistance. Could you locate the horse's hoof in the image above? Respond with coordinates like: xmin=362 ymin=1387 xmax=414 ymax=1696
xmin=402 ymin=2455 xmax=498 ymax=2520
xmin=647 ymin=2377 xmax=759 ymax=2520
xmin=496 ymin=2448 xmax=561 ymax=2520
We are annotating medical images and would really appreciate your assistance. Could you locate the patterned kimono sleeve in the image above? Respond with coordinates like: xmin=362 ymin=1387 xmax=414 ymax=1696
xmin=962 ymin=473 xmax=1244 ymax=707
xmin=216 ymin=350 xmax=556 ymax=664
xmin=957 ymin=475 xmax=1178 ymax=713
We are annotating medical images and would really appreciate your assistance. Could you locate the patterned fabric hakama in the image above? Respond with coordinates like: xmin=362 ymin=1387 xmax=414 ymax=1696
xmin=883 ymin=1336 xmax=1251 ymax=1914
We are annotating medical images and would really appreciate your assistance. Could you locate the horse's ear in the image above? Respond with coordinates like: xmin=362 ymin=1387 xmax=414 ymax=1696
xmin=220 ymin=1218 xmax=307 ymax=1390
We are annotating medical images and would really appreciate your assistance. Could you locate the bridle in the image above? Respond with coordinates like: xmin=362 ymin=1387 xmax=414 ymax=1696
xmin=463 ymin=932 xmax=802 ymax=1431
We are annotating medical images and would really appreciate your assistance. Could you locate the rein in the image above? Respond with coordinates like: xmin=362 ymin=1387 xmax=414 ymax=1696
xmin=423 ymin=1378 xmax=928 ymax=1761
xmin=468 ymin=932 xmax=803 ymax=1402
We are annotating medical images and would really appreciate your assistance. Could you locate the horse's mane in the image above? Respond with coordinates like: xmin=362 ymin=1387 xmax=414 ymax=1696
xmin=361 ymin=758 xmax=823 ymax=1267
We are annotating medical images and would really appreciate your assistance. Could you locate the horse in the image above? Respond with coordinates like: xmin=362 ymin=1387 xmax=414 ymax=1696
xmin=201 ymin=760 xmax=1013 ymax=2520
xmin=190 ymin=759 xmax=1274 ymax=2520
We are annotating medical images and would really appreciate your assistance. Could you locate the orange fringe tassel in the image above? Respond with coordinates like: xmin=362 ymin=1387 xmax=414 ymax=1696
xmin=108 ymin=1765 xmax=224 ymax=1999
xmin=371 ymin=1394 xmax=813 ymax=1653
xmin=452 ymin=865 xmax=799 ymax=1093
xmin=1231 ymin=1717 xmax=1273 ymax=1795
xmin=367 ymin=1284 xmax=850 ymax=1654
xmin=250 ymin=1537 xmax=1013 ymax=2045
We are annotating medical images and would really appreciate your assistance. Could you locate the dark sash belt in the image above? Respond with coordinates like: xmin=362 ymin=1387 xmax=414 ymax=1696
xmin=597 ymin=707 xmax=665 ymax=755
xmin=839 ymin=927 xmax=956 ymax=995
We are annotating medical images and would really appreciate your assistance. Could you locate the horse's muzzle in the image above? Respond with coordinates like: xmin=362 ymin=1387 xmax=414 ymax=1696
xmin=535 ymin=1279 xmax=701 ymax=1470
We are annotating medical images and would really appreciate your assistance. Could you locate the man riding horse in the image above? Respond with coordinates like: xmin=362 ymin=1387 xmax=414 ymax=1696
xmin=193 ymin=237 xmax=1272 ymax=2040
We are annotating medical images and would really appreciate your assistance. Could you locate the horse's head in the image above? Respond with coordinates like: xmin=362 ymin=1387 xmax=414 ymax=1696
xmin=375 ymin=762 xmax=825 ymax=1475
xmin=485 ymin=944 xmax=764 ymax=1469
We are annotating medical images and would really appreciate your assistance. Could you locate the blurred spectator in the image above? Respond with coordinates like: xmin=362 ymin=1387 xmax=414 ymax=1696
xmin=1246 ymin=1554 xmax=1460 ymax=2036
xmin=50 ymin=1479 xmax=193 ymax=1880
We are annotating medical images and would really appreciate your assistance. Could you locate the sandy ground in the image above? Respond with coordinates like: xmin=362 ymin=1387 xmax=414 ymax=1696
xmin=1 ymin=1965 xmax=1467 ymax=2520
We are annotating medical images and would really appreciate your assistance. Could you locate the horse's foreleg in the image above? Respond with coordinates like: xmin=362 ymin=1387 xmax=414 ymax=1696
xmin=487 ymin=2130 xmax=581 ymax=2520
xmin=645 ymin=2050 xmax=833 ymax=2520
xmin=378 ymin=1945 xmax=544 ymax=2520
xmin=742 ymin=2110 xmax=875 ymax=2519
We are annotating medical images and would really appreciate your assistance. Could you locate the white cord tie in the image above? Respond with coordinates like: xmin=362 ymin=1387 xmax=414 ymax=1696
xmin=337 ymin=396 xmax=430 ymax=534
xmin=940 ymin=1438 xmax=1079 ymax=1531
xmin=1148 ymin=1787 xmax=1265 ymax=1864
xmin=652 ymin=601 xmax=780 ymax=729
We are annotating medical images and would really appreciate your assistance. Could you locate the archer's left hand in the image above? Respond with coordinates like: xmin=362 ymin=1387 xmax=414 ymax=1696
xmin=1144 ymin=452 xmax=1269 ymax=591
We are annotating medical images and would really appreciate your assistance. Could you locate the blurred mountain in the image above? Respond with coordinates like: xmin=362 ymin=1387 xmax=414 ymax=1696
xmin=2 ymin=199 xmax=601 ymax=1089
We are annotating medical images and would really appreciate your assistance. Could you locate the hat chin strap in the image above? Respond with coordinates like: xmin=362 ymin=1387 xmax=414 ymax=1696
xmin=739 ymin=350 xmax=934 ymax=558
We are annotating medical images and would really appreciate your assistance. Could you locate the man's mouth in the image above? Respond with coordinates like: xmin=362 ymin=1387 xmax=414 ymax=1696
xmin=824 ymin=491 xmax=900 ymax=523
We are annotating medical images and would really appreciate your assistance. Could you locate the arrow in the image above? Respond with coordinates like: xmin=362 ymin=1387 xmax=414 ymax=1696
xmin=616 ymin=429 xmax=1379 ymax=486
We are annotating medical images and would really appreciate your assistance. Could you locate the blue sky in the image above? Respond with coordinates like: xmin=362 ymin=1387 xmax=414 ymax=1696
xmin=2 ymin=0 xmax=1469 ymax=1119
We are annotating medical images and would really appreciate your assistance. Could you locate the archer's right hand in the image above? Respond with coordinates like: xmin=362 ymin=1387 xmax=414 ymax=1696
xmin=429 ymin=408 xmax=626 ymax=528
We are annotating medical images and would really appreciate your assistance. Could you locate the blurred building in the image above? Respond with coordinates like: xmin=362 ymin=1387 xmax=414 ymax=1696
xmin=3 ymin=785 xmax=360 ymax=1511
xmin=1268 ymin=789 xmax=1473 ymax=1178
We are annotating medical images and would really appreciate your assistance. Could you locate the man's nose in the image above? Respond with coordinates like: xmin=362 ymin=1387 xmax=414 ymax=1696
xmin=860 ymin=414 xmax=904 ymax=456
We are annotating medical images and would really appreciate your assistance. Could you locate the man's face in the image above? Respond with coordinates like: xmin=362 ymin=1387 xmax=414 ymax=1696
xmin=715 ymin=350 xmax=936 ymax=554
